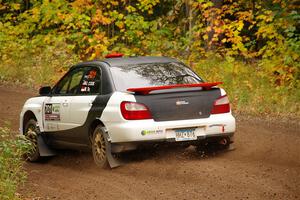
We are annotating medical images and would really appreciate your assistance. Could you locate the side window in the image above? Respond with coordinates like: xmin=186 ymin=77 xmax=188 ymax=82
xmin=53 ymin=68 xmax=85 ymax=95
xmin=68 ymin=70 xmax=85 ymax=94
xmin=56 ymin=75 xmax=70 ymax=95
xmin=79 ymin=67 xmax=101 ymax=94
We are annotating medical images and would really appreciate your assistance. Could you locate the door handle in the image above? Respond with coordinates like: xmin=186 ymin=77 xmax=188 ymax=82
xmin=62 ymin=102 xmax=68 ymax=107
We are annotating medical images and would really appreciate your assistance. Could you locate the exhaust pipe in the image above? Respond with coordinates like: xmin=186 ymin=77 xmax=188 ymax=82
xmin=219 ymin=138 xmax=228 ymax=146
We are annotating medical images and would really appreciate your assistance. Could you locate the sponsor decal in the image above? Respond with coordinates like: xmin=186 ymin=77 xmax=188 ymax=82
xmin=141 ymin=129 xmax=163 ymax=136
xmin=81 ymin=86 xmax=90 ymax=92
xmin=46 ymin=123 xmax=58 ymax=130
xmin=45 ymin=103 xmax=60 ymax=121
xmin=82 ymin=70 xmax=97 ymax=92
xmin=88 ymin=81 xmax=95 ymax=86
xmin=82 ymin=80 xmax=88 ymax=86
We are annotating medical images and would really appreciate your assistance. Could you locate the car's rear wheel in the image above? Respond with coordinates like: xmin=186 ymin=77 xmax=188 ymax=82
xmin=92 ymin=125 xmax=108 ymax=168
xmin=24 ymin=119 xmax=40 ymax=162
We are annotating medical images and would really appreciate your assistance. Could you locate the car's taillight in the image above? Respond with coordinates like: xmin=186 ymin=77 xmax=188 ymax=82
xmin=120 ymin=101 xmax=152 ymax=120
xmin=211 ymin=95 xmax=230 ymax=114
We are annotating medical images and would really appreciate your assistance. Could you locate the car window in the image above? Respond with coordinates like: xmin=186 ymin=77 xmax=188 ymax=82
xmin=68 ymin=70 xmax=85 ymax=94
xmin=78 ymin=67 xmax=101 ymax=95
xmin=58 ymin=76 xmax=70 ymax=95
xmin=53 ymin=68 xmax=85 ymax=95
xmin=110 ymin=62 xmax=202 ymax=92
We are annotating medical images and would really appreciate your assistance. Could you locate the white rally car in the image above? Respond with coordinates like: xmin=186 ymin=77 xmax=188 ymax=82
xmin=20 ymin=54 xmax=236 ymax=168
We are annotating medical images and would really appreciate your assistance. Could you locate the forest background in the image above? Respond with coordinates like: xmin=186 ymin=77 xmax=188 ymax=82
xmin=0 ymin=0 xmax=299 ymax=117
xmin=0 ymin=1 xmax=299 ymax=198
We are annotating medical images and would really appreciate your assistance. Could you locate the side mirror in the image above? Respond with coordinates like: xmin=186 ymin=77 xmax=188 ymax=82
xmin=39 ymin=86 xmax=51 ymax=96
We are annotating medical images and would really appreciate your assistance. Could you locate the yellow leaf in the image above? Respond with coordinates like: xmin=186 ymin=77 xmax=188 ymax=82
xmin=90 ymin=53 xmax=97 ymax=60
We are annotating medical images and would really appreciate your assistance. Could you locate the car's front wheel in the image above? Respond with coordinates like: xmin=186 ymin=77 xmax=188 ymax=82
xmin=24 ymin=119 xmax=41 ymax=162
xmin=92 ymin=125 xmax=109 ymax=168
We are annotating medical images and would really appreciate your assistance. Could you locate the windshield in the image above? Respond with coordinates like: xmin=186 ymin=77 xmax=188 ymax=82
xmin=110 ymin=62 xmax=203 ymax=92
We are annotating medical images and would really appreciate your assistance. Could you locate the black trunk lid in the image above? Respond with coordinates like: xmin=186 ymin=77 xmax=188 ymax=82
xmin=135 ymin=88 xmax=221 ymax=121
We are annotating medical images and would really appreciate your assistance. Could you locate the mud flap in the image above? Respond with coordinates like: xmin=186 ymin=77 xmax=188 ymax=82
xmin=227 ymin=143 xmax=236 ymax=151
xmin=37 ymin=135 xmax=56 ymax=157
xmin=227 ymin=136 xmax=236 ymax=151
xmin=102 ymin=128 xmax=123 ymax=168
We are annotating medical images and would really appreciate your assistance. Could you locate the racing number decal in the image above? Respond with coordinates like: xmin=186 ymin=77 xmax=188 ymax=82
xmin=45 ymin=103 xmax=61 ymax=121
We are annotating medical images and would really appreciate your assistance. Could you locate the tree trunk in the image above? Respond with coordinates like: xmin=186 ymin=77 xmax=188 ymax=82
xmin=206 ymin=0 xmax=223 ymax=50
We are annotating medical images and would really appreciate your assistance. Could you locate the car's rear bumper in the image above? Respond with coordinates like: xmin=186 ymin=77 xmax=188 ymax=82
xmin=110 ymin=132 xmax=234 ymax=153
xmin=106 ymin=113 xmax=236 ymax=143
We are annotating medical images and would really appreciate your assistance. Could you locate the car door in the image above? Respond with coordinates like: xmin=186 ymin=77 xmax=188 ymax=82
xmin=43 ymin=67 xmax=85 ymax=139
xmin=66 ymin=66 xmax=102 ymax=144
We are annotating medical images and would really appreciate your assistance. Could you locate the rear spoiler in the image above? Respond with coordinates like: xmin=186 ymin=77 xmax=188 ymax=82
xmin=127 ymin=82 xmax=222 ymax=95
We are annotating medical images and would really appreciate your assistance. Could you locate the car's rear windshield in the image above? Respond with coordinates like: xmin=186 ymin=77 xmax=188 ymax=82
xmin=110 ymin=62 xmax=203 ymax=92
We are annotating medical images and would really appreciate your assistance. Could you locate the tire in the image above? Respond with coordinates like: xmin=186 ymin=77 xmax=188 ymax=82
xmin=24 ymin=119 xmax=41 ymax=162
xmin=91 ymin=125 xmax=109 ymax=168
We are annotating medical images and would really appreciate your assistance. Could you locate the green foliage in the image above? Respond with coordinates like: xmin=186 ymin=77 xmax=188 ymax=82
xmin=0 ymin=38 xmax=79 ymax=87
xmin=195 ymin=55 xmax=300 ymax=117
xmin=0 ymin=0 xmax=299 ymax=116
xmin=0 ymin=126 xmax=32 ymax=200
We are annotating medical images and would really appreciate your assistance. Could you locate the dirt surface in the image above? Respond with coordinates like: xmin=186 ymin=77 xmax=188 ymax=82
xmin=0 ymin=85 xmax=299 ymax=200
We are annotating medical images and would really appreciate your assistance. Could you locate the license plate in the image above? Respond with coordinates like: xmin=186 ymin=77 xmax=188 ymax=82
xmin=175 ymin=128 xmax=197 ymax=141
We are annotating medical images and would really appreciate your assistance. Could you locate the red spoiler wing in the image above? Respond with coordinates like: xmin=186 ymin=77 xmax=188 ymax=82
xmin=127 ymin=82 xmax=222 ymax=95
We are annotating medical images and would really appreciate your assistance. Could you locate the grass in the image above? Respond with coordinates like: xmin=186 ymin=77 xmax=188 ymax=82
xmin=0 ymin=126 xmax=32 ymax=200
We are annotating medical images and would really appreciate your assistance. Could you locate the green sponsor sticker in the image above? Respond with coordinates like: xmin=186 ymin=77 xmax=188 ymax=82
xmin=141 ymin=130 xmax=163 ymax=136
